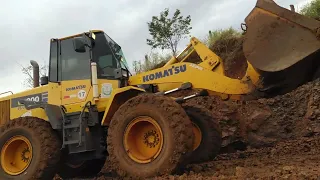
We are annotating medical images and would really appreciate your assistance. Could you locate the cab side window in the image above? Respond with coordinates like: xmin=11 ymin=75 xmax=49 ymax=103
xmin=49 ymin=40 xmax=58 ymax=82
xmin=60 ymin=38 xmax=91 ymax=81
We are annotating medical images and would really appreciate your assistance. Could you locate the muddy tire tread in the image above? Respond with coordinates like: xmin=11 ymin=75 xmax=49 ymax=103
xmin=0 ymin=117 xmax=61 ymax=180
xmin=107 ymin=93 xmax=194 ymax=179
xmin=183 ymin=105 xmax=222 ymax=163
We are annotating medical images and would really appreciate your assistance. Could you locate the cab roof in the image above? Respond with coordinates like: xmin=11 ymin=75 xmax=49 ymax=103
xmin=55 ymin=30 xmax=104 ymax=41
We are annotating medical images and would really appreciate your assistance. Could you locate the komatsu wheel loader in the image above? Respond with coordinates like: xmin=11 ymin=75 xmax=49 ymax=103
xmin=0 ymin=0 xmax=320 ymax=179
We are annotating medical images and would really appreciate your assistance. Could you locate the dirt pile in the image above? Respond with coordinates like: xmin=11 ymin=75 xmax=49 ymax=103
xmin=179 ymin=79 xmax=320 ymax=151
xmin=198 ymin=79 xmax=320 ymax=149
xmin=209 ymin=36 xmax=248 ymax=80
xmin=238 ymin=78 xmax=320 ymax=148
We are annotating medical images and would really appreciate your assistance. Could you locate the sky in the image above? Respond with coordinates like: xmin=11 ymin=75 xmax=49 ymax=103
xmin=0 ymin=0 xmax=313 ymax=94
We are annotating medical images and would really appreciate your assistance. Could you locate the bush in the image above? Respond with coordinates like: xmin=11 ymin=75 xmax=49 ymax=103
xmin=206 ymin=27 xmax=247 ymax=79
xmin=300 ymin=0 xmax=320 ymax=19
xmin=204 ymin=27 xmax=242 ymax=47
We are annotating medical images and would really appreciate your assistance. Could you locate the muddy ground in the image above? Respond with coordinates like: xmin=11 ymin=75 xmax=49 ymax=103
xmin=57 ymin=136 xmax=320 ymax=180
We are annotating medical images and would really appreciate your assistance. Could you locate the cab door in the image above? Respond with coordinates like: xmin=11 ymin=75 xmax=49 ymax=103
xmin=47 ymin=39 xmax=61 ymax=107
xmin=58 ymin=37 xmax=92 ymax=106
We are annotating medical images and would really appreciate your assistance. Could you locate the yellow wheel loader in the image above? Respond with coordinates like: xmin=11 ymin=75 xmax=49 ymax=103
xmin=0 ymin=0 xmax=320 ymax=179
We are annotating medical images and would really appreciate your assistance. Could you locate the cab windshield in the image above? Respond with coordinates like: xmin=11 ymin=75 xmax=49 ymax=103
xmin=92 ymin=32 xmax=130 ymax=78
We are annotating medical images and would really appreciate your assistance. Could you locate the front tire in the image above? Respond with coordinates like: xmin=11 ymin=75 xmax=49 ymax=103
xmin=0 ymin=117 xmax=61 ymax=180
xmin=107 ymin=94 xmax=194 ymax=179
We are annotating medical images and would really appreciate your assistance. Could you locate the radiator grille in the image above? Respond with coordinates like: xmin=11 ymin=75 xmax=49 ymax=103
xmin=0 ymin=100 xmax=10 ymax=126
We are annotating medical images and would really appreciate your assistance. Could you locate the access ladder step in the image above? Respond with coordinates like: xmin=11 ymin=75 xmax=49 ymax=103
xmin=64 ymin=124 xmax=80 ymax=129
xmin=64 ymin=140 xmax=79 ymax=145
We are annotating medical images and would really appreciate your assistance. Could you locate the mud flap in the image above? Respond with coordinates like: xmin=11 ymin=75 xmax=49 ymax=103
xmin=243 ymin=0 xmax=320 ymax=72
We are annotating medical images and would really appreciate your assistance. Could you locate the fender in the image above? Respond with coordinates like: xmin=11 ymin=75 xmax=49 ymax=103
xmin=101 ymin=86 xmax=145 ymax=126
xmin=18 ymin=99 xmax=62 ymax=129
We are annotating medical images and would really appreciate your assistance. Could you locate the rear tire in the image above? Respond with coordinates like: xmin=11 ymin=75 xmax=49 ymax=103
xmin=183 ymin=106 xmax=222 ymax=164
xmin=107 ymin=93 xmax=194 ymax=179
xmin=0 ymin=117 xmax=61 ymax=180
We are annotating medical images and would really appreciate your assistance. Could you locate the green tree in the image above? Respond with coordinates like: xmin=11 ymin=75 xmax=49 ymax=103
xmin=146 ymin=8 xmax=192 ymax=56
xmin=300 ymin=0 xmax=320 ymax=18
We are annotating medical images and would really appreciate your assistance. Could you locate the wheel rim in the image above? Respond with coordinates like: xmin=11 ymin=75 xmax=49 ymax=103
xmin=124 ymin=116 xmax=163 ymax=164
xmin=1 ymin=135 xmax=33 ymax=175
xmin=192 ymin=123 xmax=202 ymax=150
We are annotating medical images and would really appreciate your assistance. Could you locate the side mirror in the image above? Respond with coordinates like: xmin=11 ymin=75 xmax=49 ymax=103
xmin=114 ymin=68 xmax=129 ymax=79
xmin=40 ymin=76 xmax=49 ymax=86
xmin=73 ymin=37 xmax=86 ymax=53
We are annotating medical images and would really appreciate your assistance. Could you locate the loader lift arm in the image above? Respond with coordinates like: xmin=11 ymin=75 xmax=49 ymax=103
xmin=128 ymin=36 xmax=260 ymax=99
xmin=128 ymin=61 xmax=256 ymax=96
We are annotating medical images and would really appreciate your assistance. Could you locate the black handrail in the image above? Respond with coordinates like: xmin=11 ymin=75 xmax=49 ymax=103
xmin=0 ymin=91 xmax=13 ymax=96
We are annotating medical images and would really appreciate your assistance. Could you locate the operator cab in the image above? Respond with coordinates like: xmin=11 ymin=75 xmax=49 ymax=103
xmin=47 ymin=30 xmax=130 ymax=85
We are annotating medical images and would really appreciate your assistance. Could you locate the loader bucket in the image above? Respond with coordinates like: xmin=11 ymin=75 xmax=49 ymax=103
xmin=243 ymin=0 xmax=320 ymax=72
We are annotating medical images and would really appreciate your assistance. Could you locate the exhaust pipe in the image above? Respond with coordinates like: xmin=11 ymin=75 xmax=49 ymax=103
xmin=30 ymin=60 xmax=39 ymax=88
